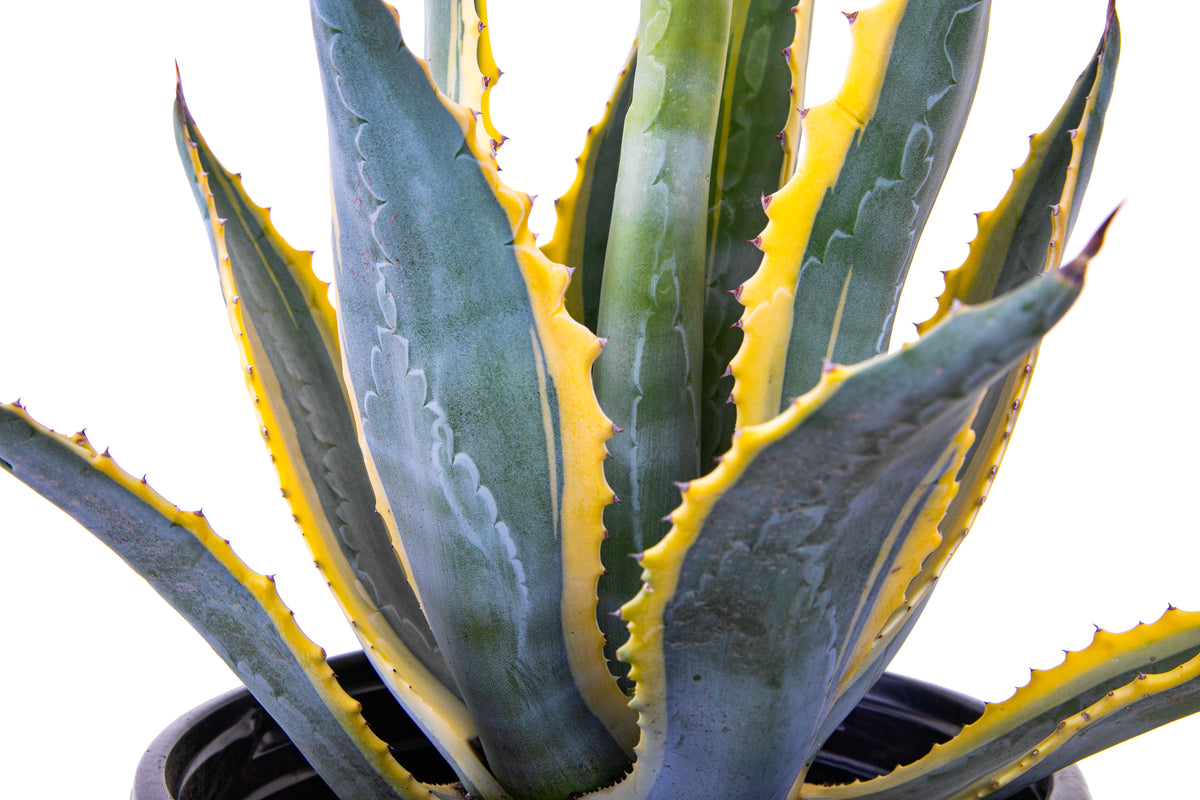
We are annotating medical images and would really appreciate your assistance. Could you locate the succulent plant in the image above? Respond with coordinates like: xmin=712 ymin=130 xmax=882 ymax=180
xmin=3 ymin=1 xmax=1198 ymax=799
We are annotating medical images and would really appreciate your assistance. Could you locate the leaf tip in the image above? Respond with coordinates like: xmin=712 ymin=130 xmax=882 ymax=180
xmin=1060 ymin=203 xmax=1122 ymax=285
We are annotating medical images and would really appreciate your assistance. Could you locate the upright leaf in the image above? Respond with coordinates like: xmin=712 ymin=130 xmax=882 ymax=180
xmin=591 ymin=0 xmax=735 ymax=689
xmin=733 ymin=0 xmax=991 ymax=426
xmin=542 ymin=43 xmax=637 ymax=330
xmin=821 ymin=8 xmax=1120 ymax=739
xmin=311 ymin=1 xmax=632 ymax=796
xmin=700 ymin=0 xmax=813 ymax=469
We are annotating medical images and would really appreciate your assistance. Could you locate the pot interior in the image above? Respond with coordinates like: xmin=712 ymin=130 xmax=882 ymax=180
xmin=139 ymin=653 xmax=1063 ymax=800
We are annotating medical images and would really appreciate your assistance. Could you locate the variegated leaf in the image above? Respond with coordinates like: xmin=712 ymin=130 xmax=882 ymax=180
xmin=591 ymin=0 xmax=735 ymax=689
xmin=310 ymin=2 xmax=633 ymax=797
xmin=607 ymin=259 xmax=1087 ymax=800
xmin=732 ymin=0 xmax=991 ymax=426
xmin=0 ymin=402 xmax=444 ymax=800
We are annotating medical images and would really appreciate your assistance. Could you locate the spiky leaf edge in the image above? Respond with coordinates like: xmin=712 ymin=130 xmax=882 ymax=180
xmin=172 ymin=77 xmax=514 ymax=797
xmin=0 ymin=402 xmax=454 ymax=800
xmin=818 ymin=7 xmax=1120 ymax=736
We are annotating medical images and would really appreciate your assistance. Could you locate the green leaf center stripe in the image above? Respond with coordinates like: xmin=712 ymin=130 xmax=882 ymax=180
xmin=312 ymin=2 xmax=632 ymax=793
xmin=591 ymin=0 xmax=734 ymax=691
xmin=704 ymin=0 xmax=752 ymax=274
xmin=698 ymin=0 xmax=809 ymax=471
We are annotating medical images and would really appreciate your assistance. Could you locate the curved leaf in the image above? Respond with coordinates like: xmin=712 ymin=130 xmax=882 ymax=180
xmin=813 ymin=211 xmax=1119 ymax=759
xmin=825 ymin=8 xmax=1120 ymax=737
xmin=611 ymin=262 xmax=1086 ymax=800
xmin=803 ymin=608 xmax=1200 ymax=800
xmin=0 ymin=403 xmax=439 ymax=800
xmin=171 ymin=80 xmax=512 ymax=795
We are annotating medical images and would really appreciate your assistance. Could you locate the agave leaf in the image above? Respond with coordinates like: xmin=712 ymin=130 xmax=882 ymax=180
xmin=591 ymin=0 xmax=734 ymax=689
xmin=811 ymin=213 xmax=1119 ymax=767
xmin=820 ymin=10 xmax=1120 ymax=740
xmin=802 ymin=608 xmax=1200 ymax=800
xmin=424 ymin=0 xmax=501 ymax=142
xmin=920 ymin=1 xmax=1117 ymax=327
xmin=609 ymin=259 xmax=1087 ymax=800
xmin=0 ymin=402 xmax=446 ymax=800
xmin=700 ymin=0 xmax=813 ymax=471
xmin=542 ymin=42 xmax=637 ymax=331
xmin=902 ymin=1 xmax=1120 ymax=619
xmin=310 ymin=1 xmax=633 ymax=796
xmin=732 ymin=0 xmax=991 ymax=427
xmin=171 ymin=80 xmax=514 ymax=795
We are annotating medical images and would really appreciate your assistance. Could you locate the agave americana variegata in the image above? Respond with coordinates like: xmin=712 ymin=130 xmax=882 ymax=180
xmin=3 ymin=2 xmax=1199 ymax=800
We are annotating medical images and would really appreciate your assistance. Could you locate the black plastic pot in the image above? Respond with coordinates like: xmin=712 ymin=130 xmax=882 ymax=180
xmin=133 ymin=652 xmax=1089 ymax=800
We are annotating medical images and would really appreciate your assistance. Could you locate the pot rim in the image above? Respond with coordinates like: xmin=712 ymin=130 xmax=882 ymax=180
xmin=133 ymin=653 xmax=1089 ymax=800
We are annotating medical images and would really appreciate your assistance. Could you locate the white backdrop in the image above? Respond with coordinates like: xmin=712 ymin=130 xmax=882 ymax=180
xmin=1 ymin=2 xmax=1195 ymax=797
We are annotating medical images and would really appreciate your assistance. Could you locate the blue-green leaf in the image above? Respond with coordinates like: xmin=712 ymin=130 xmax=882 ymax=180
xmin=823 ymin=7 xmax=1120 ymax=740
xmin=310 ymin=1 xmax=633 ymax=796
xmin=733 ymin=0 xmax=991 ymax=425
xmin=591 ymin=0 xmax=735 ymax=690
xmin=172 ymin=81 xmax=509 ymax=796
xmin=0 ymin=403 xmax=437 ymax=800
xmin=614 ymin=260 xmax=1087 ymax=800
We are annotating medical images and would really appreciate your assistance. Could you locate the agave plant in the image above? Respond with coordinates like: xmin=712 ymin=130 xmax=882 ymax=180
xmin=2 ymin=1 xmax=1198 ymax=799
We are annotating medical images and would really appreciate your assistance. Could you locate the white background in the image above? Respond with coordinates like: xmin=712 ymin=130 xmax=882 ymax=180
xmin=1 ymin=1 xmax=1196 ymax=797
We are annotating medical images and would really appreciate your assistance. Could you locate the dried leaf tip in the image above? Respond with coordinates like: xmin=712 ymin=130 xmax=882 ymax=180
xmin=1060 ymin=203 xmax=1122 ymax=286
